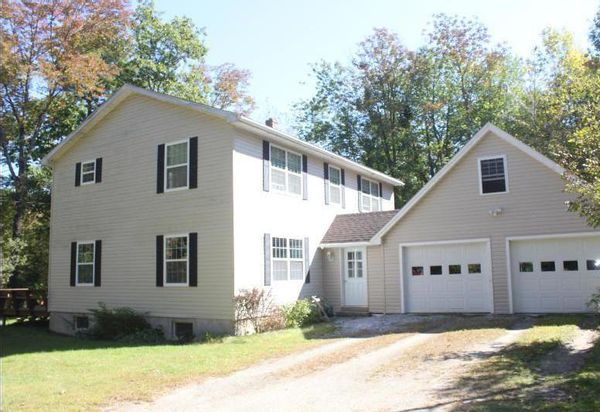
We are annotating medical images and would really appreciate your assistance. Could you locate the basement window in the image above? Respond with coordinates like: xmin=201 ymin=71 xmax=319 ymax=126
xmin=174 ymin=322 xmax=194 ymax=340
xmin=75 ymin=316 xmax=89 ymax=330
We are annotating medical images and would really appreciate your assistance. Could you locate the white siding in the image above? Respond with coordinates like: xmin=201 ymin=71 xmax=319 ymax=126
xmin=48 ymin=95 xmax=235 ymax=320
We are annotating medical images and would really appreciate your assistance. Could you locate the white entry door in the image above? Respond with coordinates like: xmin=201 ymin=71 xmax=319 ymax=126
xmin=403 ymin=241 xmax=493 ymax=313
xmin=343 ymin=248 xmax=368 ymax=306
xmin=511 ymin=235 xmax=600 ymax=313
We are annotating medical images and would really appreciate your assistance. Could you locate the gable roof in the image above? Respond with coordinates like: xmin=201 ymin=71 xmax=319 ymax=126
xmin=370 ymin=123 xmax=566 ymax=244
xmin=42 ymin=85 xmax=403 ymax=186
xmin=321 ymin=210 xmax=398 ymax=246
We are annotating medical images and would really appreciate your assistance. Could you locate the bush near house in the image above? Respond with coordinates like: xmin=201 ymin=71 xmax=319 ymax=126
xmin=283 ymin=298 xmax=329 ymax=328
xmin=87 ymin=303 xmax=165 ymax=342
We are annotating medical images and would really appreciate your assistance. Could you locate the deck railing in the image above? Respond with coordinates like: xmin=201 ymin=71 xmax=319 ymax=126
xmin=0 ymin=288 xmax=48 ymax=325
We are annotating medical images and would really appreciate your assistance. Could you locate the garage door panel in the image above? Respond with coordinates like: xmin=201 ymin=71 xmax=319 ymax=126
xmin=404 ymin=241 xmax=492 ymax=313
xmin=511 ymin=236 xmax=600 ymax=313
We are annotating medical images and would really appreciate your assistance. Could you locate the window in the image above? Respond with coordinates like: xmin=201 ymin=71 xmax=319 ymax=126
xmin=449 ymin=264 xmax=462 ymax=275
xmin=164 ymin=235 xmax=188 ymax=285
xmin=346 ymin=250 xmax=364 ymax=278
xmin=412 ymin=266 xmax=424 ymax=276
xmin=587 ymin=259 xmax=600 ymax=271
xmin=430 ymin=265 xmax=443 ymax=275
xmin=468 ymin=264 xmax=482 ymax=274
xmin=328 ymin=166 xmax=342 ymax=205
xmin=541 ymin=261 xmax=556 ymax=272
xmin=174 ymin=322 xmax=194 ymax=339
xmin=563 ymin=260 xmax=579 ymax=271
xmin=479 ymin=156 xmax=507 ymax=194
xmin=270 ymin=145 xmax=302 ymax=196
xmin=75 ymin=316 xmax=89 ymax=330
xmin=519 ymin=262 xmax=533 ymax=272
xmin=272 ymin=237 xmax=304 ymax=281
xmin=81 ymin=160 xmax=96 ymax=184
xmin=165 ymin=141 xmax=189 ymax=190
xmin=360 ymin=178 xmax=381 ymax=212
xmin=76 ymin=242 xmax=95 ymax=285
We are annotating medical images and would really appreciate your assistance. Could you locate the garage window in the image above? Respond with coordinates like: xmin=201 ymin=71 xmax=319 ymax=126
xmin=430 ymin=265 xmax=442 ymax=275
xmin=479 ymin=156 xmax=507 ymax=194
xmin=412 ymin=266 xmax=424 ymax=276
xmin=563 ymin=260 xmax=579 ymax=271
xmin=449 ymin=264 xmax=462 ymax=275
xmin=587 ymin=259 xmax=600 ymax=271
xmin=468 ymin=264 xmax=482 ymax=274
xmin=519 ymin=262 xmax=533 ymax=272
xmin=541 ymin=261 xmax=556 ymax=272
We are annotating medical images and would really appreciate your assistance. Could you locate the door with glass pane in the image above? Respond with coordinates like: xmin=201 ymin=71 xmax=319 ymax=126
xmin=343 ymin=248 xmax=368 ymax=306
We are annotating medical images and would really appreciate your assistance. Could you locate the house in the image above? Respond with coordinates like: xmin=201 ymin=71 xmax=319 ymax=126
xmin=42 ymin=85 xmax=401 ymax=338
xmin=43 ymin=85 xmax=600 ymax=339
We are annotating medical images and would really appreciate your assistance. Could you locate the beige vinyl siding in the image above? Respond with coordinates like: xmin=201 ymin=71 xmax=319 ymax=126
xmin=371 ymin=130 xmax=596 ymax=313
xmin=48 ymin=95 xmax=235 ymax=320
xmin=367 ymin=246 xmax=386 ymax=312
xmin=322 ymin=248 xmax=342 ymax=311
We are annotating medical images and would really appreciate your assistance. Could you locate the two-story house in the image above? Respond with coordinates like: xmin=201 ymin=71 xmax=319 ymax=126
xmin=44 ymin=85 xmax=600 ymax=339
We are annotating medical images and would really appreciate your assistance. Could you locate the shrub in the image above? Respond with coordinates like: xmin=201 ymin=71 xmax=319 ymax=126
xmin=283 ymin=298 xmax=321 ymax=328
xmin=588 ymin=289 xmax=600 ymax=312
xmin=88 ymin=303 xmax=164 ymax=342
xmin=233 ymin=288 xmax=281 ymax=334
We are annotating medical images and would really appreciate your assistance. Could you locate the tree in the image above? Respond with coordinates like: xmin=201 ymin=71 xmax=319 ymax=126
xmin=1 ymin=0 xmax=130 ymax=286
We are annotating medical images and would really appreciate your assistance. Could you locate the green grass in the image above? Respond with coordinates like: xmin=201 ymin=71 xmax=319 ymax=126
xmin=1 ymin=320 xmax=336 ymax=412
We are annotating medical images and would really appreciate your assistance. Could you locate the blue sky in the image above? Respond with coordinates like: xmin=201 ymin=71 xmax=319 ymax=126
xmin=155 ymin=0 xmax=598 ymax=127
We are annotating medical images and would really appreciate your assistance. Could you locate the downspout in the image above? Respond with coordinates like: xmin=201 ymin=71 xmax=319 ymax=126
xmin=382 ymin=237 xmax=387 ymax=315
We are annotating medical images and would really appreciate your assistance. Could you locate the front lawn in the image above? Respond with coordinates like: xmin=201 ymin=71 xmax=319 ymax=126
xmin=1 ymin=320 xmax=335 ymax=411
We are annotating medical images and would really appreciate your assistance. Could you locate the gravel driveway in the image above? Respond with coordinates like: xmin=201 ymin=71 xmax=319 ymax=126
xmin=110 ymin=315 xmax=531 ymax=412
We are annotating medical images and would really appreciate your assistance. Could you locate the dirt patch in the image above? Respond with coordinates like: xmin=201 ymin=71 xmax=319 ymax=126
xmin=539 ymin=328 xmax=599 ymax=375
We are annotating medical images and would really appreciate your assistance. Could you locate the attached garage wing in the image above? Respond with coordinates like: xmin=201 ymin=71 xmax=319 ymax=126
xmin=401 ymin=240 xmax=493 ymax=313
xmin=510 ymin=235 xmax=600 ymax=313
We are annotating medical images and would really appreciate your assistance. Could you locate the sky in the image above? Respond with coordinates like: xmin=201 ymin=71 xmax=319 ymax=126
xmin=155 ymin=0 xmax=599 ymax=129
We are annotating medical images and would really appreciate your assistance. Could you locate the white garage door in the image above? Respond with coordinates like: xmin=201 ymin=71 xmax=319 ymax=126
xmin=511 ymin=236 xmax=600 ymax=313
xmin=403 ymin=241 xmax=493 ymax=313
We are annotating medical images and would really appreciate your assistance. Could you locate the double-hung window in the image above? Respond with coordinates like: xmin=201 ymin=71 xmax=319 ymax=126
xmin=165 ymin=141 xmax=189 ymax=190
xmin=76 ymin=242 xmax=95 ymax=285
xmin=272 ymin=237 xmax=304 ymax=281
xmin=81 ymin=160 xmax=96 ymax=184
xmin=270 ymin=146 xmax=302 ymax=196
xmin=479 ymin=156 xmax=508 ymax=194
xmin=360 ymin=177 xmax=381 ymax=212
xmin=328 ymin=166 xmax=342 ymax=205
xmin=164 ymin=235 xmax=188 ymax=285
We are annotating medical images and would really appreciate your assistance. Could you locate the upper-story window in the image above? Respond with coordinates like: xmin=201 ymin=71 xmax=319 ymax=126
xmin=479 ymin=156 xmax=507 ymax=194
xmin=270 ymin=145 xmax=302 ymax=196
xmin=166 ymin=140 xmax=189 ymax=191
xmin=81 ymin=160 xmax=96 ymax=184
xmin=360 ymin=177 xmax=381 ymax=212
xmin=328 ymin=165 xmax=342 ymax=205
xmin=272 ymin=237 xmax=304 ymax=281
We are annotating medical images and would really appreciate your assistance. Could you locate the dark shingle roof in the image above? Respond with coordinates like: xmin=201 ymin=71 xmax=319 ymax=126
xmin=321 ymin=210 xmax=398 ymax=244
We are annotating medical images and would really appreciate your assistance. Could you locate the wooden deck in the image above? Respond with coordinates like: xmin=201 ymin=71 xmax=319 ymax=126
xmin=0 ymin=288 xmax=48 ymax=325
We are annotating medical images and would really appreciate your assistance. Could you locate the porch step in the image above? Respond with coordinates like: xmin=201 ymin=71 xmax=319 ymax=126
xmin=337 ymin=306 xmax=370 ymax=317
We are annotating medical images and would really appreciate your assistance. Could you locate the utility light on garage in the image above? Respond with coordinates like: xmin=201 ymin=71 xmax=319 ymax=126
xmin=488 ymin=208 xmax=503 ymax=217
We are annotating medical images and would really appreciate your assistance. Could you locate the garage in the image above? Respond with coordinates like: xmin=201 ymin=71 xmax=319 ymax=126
xmin=402 ymin=240 xmax=493 ymax=313
xmin=510 ymin=235 xmax=600 ymax=313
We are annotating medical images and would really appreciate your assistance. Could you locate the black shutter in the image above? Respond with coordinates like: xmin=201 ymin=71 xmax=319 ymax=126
xmin=95 ymin=158 xmax=102 ymax=183
xmin=379 ymin=182 xmax=383 ymax=199
xmin=324 ymin=162 xmax=330 ymax=205
xmin=302 ymin=154 xmax=308 ymax=200
xmin=156 ymin=235 xmax=164 ymax=287
xmin=357 ymin=174 xmax=362 ymax=210
xmin=341 ymin=169 xmax=346 ymax=209
xmin=189 ymin=137 xmax=198 ymax=189
xmin=157 ymin=144 xmax=165 ymax=194
xmin=70 ymin=242 xmax=77 ymax=286
xmin=75 ymin=163 xmax=81 ymax=187
xmin=264 ymin=233 xmax=271 ymax=286
xmin=94 ymin=240 xmax=102 ymax=287
xmin=263 ymin=141 xmax=270 ymax=192
xmin=189 ymin=232 xmax=198 ymax=287
xmin=304 ymin=237 xmax=310 ymax=284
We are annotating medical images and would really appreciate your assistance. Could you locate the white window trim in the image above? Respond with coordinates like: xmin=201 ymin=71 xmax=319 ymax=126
xmin=164 ymin=139 xmax=190 ymax=192
xmin=270 ymin=144 xmax=303 ymax=197
xmin=271 ymin=236 xmax=304 ymax=282
xmin=359 ymin=177 xmax=381 ymax=212
xmin=80 ymin=159 xmax=96 ymax=185
xmin=478 ymin=155 xmax=509 ymax=196
xmin=163 ymin=233 xmax=189 ymax=287
xmin=76 ymin=240 xmax=95 ymax=286
xmin=328 ymin=165 xmax=342 ymax=205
